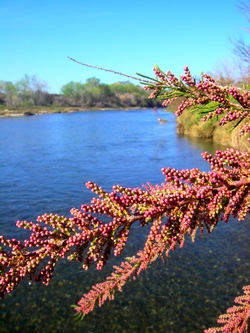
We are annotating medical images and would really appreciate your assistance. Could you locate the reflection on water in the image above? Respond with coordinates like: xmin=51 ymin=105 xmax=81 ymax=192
xmin=181 ymin=134 xmax=228 ymax=155
xmin=0 ymin=109 xmax=249 ymax=332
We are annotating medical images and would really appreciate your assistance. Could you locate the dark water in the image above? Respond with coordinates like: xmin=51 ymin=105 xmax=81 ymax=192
xmin=0 ymin=109 xmax=249 ymax=333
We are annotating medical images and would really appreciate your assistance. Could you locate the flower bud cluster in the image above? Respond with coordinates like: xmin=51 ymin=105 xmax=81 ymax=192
xmin=140 ymin=66 xmax=250 ymax=139
xmin=162 ymin=98 xmax=175 ymax=107
xmin=228 ymin=87 xmax=250 ymax=108
xmin=153 ymin=66 xmax=166 ymax=83
xmin=207 ymin=148 xmax=250 ymax=170
xmin=201 ymin=73 xmax=216 ymax=84
xmin=143 ymin=217 xmax=163 ymax=258
xmin=219 ymin=109 xmax=249 ymax=126
xmin=180 ymin=66 xmax=196 ymax=86
xmin=148 ymin=87 xmax=162 ymax=100
xmin=238 ymin=122 xmax=250 ymax=136
xmin=176 ymin=98 xmax=196 ymax=116
xmin=165 ymin=70 xmax=179 ymax=85
xmin=196 ymin=80 xmax=227 ymax=104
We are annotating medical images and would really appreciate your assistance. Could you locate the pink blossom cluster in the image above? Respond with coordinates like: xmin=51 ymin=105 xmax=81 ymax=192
xmin=239 ymin=122 xmax=250 ymax=136
xmin=74 ymin=148 xmax=250 ymax=316
xmin=153 ymin=66 xmax=167 ymax=83
xmin=228 ymin=87 xmax=250 ymax=108
xmin=176 ymin=98 xmax=196 ymax=116
xmin=141 ymin=66 xmax=250 ymax=141
xmin=180 ymin=66 xmax=196 ymax=86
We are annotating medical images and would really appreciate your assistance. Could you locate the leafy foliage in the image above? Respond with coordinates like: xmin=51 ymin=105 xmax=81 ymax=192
xmin=0 ymin=73 xmax=158 ymax=110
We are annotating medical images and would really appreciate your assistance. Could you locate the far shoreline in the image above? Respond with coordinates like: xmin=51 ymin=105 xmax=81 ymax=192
xmin=0 ymin=106 xmax=154 ymax=118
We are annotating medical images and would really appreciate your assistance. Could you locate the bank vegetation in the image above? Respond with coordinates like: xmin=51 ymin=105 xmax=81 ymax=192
xmin=0 ymin=75 xmax=161 ymax=117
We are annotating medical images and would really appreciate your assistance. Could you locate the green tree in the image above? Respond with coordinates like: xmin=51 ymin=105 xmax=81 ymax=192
xmin=0 ymin=81 xmax=19 ymax=106
xmin=16 ymin=74 xmax=48 ymax=106
xmin=60 ymin=81 xmax=84 ymax=106
xmin=85 ymin=77 xmax=100 ymax=88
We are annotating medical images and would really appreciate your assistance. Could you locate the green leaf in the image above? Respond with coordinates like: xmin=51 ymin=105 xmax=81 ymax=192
xmin=228 ymin=94 xmax=241 ymax=105
xmin=71 ymin=305 xmax=85 ymax=320
xmin=190 ymin=101 xmax=220 ymax=114
xmin=227 ymin=119 xmax=243 ymax=132
xmin=71 ymin=304 xmax=78 ymax=308
xmin=136 ymin=72 xmax=159 ymax=83
xmin=114 ymin=273 xmax=122 ymax=277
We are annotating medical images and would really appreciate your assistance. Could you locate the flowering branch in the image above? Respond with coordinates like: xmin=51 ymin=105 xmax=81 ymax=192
xmin=74 ymin=148 xmax=250 ymax=318
xmin=1 ymin=148 xmax=249 ymax=319
xmin=140 ymin=65 xmax=250 ymax=136
xmin=204 ymin=285 xmax=250 ymax=333
xmin=68 ymin=57 xmax=250 ymax=136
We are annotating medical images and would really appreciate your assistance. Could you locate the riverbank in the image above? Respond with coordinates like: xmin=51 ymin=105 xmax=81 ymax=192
xmin=176 ymin=109 xmax=250 ymax=152
xmin=0 ymin=105 xmax=147 ymax=117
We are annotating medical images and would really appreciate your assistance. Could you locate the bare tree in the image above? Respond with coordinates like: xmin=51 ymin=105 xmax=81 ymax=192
xmin=211 ymin=60 xmax=238 ymax=86
xmin=232 ymin=1 xmax=250 ymax=63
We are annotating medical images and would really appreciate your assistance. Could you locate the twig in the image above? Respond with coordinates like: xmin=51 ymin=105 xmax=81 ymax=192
xmin=67 ymin=56 xmax=152 ymax=84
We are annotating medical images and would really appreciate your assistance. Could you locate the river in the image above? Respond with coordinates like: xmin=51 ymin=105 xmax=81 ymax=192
xmin=0 ymin=109 xmax=249 ymax=332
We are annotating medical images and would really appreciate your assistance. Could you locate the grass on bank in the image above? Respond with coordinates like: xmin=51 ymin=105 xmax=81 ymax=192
xmin=175 ymin=108 xmax=250 ymax=151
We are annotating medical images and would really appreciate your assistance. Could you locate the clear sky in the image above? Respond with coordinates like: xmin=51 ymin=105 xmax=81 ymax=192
xmin=2 ymin=0 xmax=249 ymax=93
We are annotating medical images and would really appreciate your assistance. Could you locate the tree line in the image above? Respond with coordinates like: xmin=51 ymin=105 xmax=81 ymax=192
xmin=0 ymin=75 xmax=161 ymax=109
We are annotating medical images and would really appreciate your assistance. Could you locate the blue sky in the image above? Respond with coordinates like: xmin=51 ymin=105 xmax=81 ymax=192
xmin=2 ymin=0 xmax=249 ymax=93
